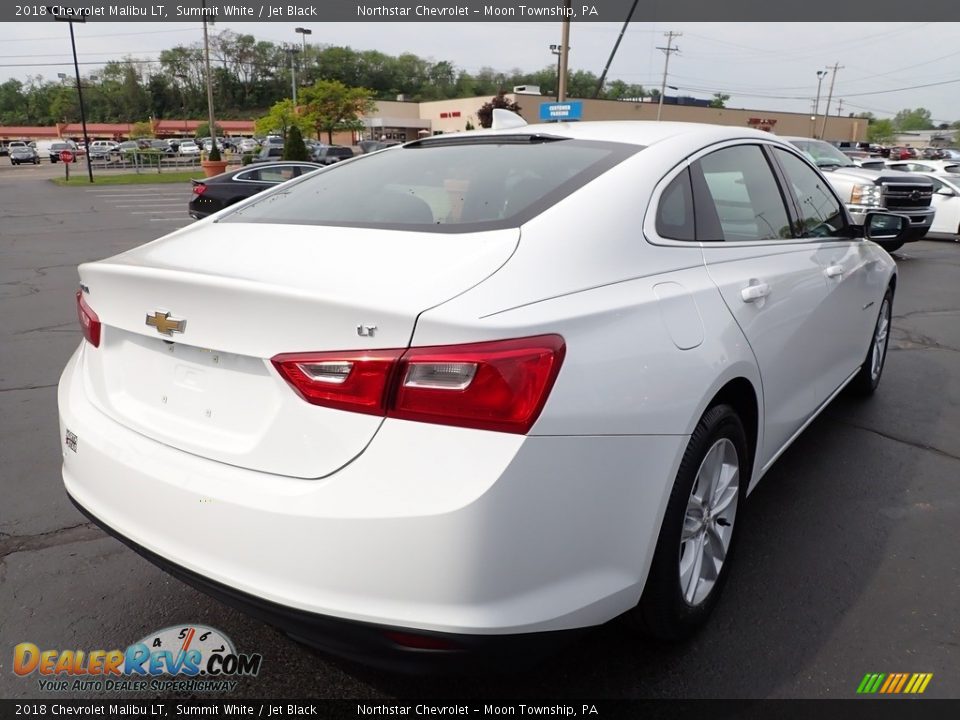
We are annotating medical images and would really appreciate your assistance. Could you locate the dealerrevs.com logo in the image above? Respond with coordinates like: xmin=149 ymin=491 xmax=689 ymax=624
xmin=14 ymin=625 xmax=262 ymax=693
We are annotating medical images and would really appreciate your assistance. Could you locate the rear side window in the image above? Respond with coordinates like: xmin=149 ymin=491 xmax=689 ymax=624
xmin=225 ymin=137 xmax=641 ymax=233
xmin=258 ymin=166 xmax=300 ymax=183
xmin=655 ymin=169 xmax=696 ymax=241
xmin=697 ymin=145 xmax=792 ymax=241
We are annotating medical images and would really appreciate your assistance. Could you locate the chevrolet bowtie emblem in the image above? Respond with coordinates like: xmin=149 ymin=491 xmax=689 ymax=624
xmin=145 ymin=311 xmax=186 ymax=336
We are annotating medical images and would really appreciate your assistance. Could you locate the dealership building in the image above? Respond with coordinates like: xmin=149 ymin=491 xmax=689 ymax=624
xmin=1 ymin=93 xmax=869 ymax=145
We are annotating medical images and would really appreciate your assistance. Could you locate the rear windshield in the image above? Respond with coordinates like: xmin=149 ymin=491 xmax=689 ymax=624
xmin=223 ymin=136 xmax=640 ymax=233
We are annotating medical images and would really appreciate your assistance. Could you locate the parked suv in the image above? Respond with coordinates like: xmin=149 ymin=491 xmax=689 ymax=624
xmin=312 ymin=145 xmax=354 ymax=165
xmin=786 ymin=137 xmax=935 ymax=252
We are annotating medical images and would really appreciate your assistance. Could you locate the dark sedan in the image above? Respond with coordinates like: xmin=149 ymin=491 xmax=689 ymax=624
xmin=10 ymin=146 xmax=40 ymax=165
xmin=188 ymin=162 xmax=323 ymax=219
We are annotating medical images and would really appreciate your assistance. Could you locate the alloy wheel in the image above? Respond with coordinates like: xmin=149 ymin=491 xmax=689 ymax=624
xmin=679 ymin=438 xmax=740 ymax=606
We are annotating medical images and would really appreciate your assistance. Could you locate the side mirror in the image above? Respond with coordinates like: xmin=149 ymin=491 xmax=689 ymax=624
xmin=935 ymin=187 xmax=956 ymax=197
xmin=863 ymin=211 xmax=909 ymax=241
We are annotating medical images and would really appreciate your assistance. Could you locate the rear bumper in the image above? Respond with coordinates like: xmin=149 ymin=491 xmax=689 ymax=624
xmin=69 ymin=492 xmax=579 ymax=672
xmin=59 ymin=343 xmax=686 ymax=657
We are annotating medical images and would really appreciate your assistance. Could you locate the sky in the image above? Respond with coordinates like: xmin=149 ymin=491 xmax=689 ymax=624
xmin=2 ymin=21 xmax=959 ymax=124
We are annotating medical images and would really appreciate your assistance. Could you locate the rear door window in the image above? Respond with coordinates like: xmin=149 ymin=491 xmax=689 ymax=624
xmin=696 ymin=145 xmax=793 ymax=241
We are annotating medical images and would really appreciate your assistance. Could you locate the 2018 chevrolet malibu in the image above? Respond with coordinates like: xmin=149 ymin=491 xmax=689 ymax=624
xmin=59 ymin=119 xmax=906 ymax=668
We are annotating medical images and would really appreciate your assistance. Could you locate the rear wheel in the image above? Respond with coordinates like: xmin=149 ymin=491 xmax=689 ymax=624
xmin=630 ymin=404 xmax=748 ymax=640
xmin=849 ymin=288 xmax=893 ymax=395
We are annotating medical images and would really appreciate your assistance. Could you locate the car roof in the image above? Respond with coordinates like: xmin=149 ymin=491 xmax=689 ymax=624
xmin=460 ymin=121 xmax=790 ymax=149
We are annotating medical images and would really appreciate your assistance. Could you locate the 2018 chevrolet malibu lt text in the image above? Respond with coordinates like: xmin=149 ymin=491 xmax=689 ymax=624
xmin=59 ymin=119 xmax=906 ymax=668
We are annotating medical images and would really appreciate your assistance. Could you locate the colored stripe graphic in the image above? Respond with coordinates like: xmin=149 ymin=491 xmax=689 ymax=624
xmin=893 ymin=673 xmax=909 ymax=693
xmin=857 ymin=672 xmax=932 ymax=694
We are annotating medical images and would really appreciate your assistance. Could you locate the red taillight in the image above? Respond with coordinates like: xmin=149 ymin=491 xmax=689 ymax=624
xmin=75 ymin=290 xmax=100 ymax=348
xmin=192 ymin=183 xmax=207 ymax=195
xmin=390 ymin=336 xmax=566 ymax=434
xmin=271 ymin=335 xmax=565 ymax=434
xmin=271 ymin=349 xmax=402 ymax=415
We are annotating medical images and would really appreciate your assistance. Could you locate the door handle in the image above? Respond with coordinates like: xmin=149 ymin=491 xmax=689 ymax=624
xmin=825 ymin=264 xmax=844 ymax=278
xmin=740 ymin=282 xmax=770 ymax=303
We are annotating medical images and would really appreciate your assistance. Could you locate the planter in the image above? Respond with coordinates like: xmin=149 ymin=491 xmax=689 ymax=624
xmin=201 ymin=159 xmax=228 ymax=177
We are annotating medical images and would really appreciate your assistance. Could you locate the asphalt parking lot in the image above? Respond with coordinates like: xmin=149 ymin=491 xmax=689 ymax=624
xmin=1 ymin=165 xmax=958 ymax=700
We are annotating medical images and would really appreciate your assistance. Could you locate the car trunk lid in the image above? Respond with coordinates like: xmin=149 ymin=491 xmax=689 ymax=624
xmin=77 ymin=222 xmax=518 ymax=478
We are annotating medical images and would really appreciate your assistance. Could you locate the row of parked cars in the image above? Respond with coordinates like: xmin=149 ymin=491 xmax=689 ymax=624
xmin=3 ymin=139 xmax=84 ymax=164
xmin=246 ymin=135 xmax=356 ymax=166
xmin=839 ymin=142 xmax=960 ymax=162
xmin=791 ymin=138 xmax=960 ymax=250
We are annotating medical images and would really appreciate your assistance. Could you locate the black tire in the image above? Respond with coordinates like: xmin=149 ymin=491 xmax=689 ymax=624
xmin=876 ymin=240 xmax=904 ymax=253
xmin=630 ymin=404 xmax=750 ymax=641
xmin=848 ymin=288 xmax=893 ymax=396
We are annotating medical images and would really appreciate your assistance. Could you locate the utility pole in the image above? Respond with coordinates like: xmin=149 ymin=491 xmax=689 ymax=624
xmin=201 ymin=0 xmax=217 ymax=151
xmin=51 ymin=10 xmax=93 ymax=182
xmin=557 ymin=0 xmax=571 ymax=102
xmin=836 ymin=99 xmax=844 ymax=116
xmin=819 ymin=63 xmax=843 ymax=140
xmin=812 ymin=69 xmax=827 ymax=138
xmin=656 ymin=31 xmax=681 ymax=121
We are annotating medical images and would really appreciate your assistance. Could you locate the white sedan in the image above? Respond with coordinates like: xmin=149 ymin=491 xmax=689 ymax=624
xmin=921 ymin=172 xmax=960 ymax=239
xmin=59 ymin=119 xmax=907 ymax=667
xmin=178 ymin=140 xmax=200 ymax=156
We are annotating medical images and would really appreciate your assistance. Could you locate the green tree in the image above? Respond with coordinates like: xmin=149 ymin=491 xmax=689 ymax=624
xmin=0 ymin=79 xmax=28 ymax=124
xmin=893 ymin=108 xmax=933 ymax=131
xmin=130 ymin=121 xmax=154 ymax=138
xmin=283 ymin=125 xmax=309 ymax=160
xmin=300 ymin=79 xmax=375 ymax=144
xmin=867 ymin=118 xmax=896 ymax=145
xmin=254 ymin=98 xmax=311 ymax=138
xmin=476 ymin=91 xmax=522 ymax=129
xmin=709 ymin=92 xmax=730 ymax=109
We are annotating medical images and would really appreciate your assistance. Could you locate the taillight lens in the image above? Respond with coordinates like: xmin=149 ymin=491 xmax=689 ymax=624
xmin=271 ymin=335 xmax=565 ymax=434
xmin=390 ymin=336 xmax=566 ymax=434
xmin=271 ymin=350 xmax=402 ymax=415
xmin=75 ymin=290 xmax=100 ymax=348
xmin=192 ymin=183 xmax=207 ymax=195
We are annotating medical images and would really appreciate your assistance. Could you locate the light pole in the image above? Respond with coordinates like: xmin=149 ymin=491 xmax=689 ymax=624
xmin=812 ymin=69 xmax=827 ymax=138
xmin=51 ymin=10 xmax=94 ymax=183
xmin=286 ymin=47 xmax=300 ymax=105
xmin=549 ymin=44 xmax=562 ymax=101
xmin=295 ymin=27 xmax=311 ymax=90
